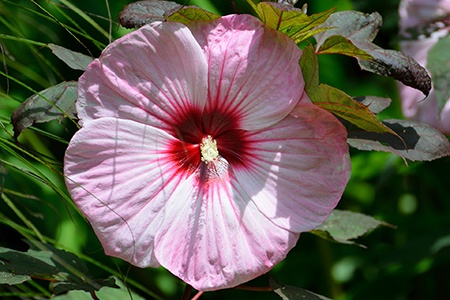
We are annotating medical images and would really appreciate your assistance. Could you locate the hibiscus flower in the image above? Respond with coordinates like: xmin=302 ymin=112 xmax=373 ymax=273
xmin=398 ymin=0 xmax=450 ymax=133
xmin=64 ymin=14 xmax=351 ymax=291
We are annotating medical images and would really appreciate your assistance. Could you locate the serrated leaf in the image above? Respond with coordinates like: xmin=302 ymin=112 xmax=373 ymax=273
xmin=11 ymin=81 xmax=77 ymax=139
xmin=118 ymin=0 xmax=180 ymax=29
xmin=348 ymin=119 xmax=450 ymax=161
xmin=0 ymin=241 xmax=117 ymax=294
xmin=256 ymin=2 xmax=308 ymax=30
xmin=427 ymin=35 xmax=450 ymax=111
xmin=311 ymin=210 xmax=391 ymax=247
xmin=315 ymin=11 xmax=382 ymax=46
xmin=300 ymin=45 xmax=320 ymax=90
xmin=52 ymin=290 xmax=93 ymax=300
xmin=357 ymin=44 xmax=431 ymax=97
xmin=53 ymin=277 xmax=145 ymax=300
xmin=314 ymin=11 xmax=431 ymax=96
xmin=300 ymin=45 xmax=396 ymax=134
xmin=310 ymin=84 xmax=394 ymax=133
xmin=353 ymin=96 xmax=391 ymax=114
xmin=245 ymin=0 xmax=258 ymax=7
xmin=48 ymin=44 xmax=93 ymax=71
xmin=52 ymin=278 xmax=117 ymax=295
xmin=255 ymin=2 xmax=334 ymax=44
xmin=317 ymin=35 xmax=373 ymax=60
xmin=270 ymin=279 xmax=331 ymax=300
xmin=0 ymin=271 xmax=29 ymax=285
xmin=167 ymin=6 xmax=220 ymax=25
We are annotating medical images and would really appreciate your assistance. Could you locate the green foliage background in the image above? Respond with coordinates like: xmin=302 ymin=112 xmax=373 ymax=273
xmin=1 ymin=0 xmax=449 ymax=299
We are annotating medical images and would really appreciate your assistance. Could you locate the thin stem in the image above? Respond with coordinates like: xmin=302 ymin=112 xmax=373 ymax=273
xmin=317 ymin=237 xmax=341 ymax=298
xmin=228 ymin=0 xmax=238 ymax=13
xmin=191 ymin=291 xmax=204 ymax=300
xmin=90 ymin=291 xmax=100 ymax=300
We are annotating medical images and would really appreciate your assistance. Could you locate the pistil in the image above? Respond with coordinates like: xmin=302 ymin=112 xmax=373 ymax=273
xmin=200 ymin=135 xmax=219 ymax=164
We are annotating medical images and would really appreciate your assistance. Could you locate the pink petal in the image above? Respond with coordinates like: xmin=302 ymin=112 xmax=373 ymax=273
xmin=398 ymin=38 xmax=450 ymax=134
xmin=398 ymin=0 xmax=450 ymax=133
xmin=234 ymin=103 xmax=351 ymax=232
xmin=399 ymin=0 xmax=450 ymax=31
xmin=77 ymin=22 xmax=208 ymax=129
xmin=153 ymin=164 xmax=299 ymax=291
xmin=64 ymin=118 xmax=192 ymax=267
xmin=65 ymin=118 xmax=299 ymax=291
xmin=154 ymin=104 xmax=350 ymax=291
xmin=189 ymin=14 xmax=305 ymax=131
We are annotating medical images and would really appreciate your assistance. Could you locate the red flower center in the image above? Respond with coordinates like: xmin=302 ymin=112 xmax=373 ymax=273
xmin=167 ymin=107 xmax=250 ymax=173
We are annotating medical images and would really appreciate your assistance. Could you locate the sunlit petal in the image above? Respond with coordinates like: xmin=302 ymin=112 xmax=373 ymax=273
xmin=154 ymin=163 xmax=299 ymax=291
xmin=65 ymin=14 xmax=351 ymax=291
xmin=189 ymin=14 xmax=304 ymax=130
xmin=234 ymin=103 xmax=351 ymax=232
xmin=64 ymin=117 xmax=193 ymax=267
xmin=77 ymin=22 xmax=208 ymax=130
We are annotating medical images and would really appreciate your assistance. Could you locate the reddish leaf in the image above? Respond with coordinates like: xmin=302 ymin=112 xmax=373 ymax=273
xmin=317 ymin=35 xmax=373 ymax=60
xmin=11 ymin=81 xmax=77 ymax=139
xmin=348 ymin=119 xmax=450 ymax=161
xmin=166 ymin=6 xmax=220 ymax=25
xmin=48 ymin=44 xmax=93 ymax=71
xmin=315 ymin=11 xmax=431 ymax=96
xmin=255 ymin=2 xmax=334 ymax=44
xmin=311 ymin=210 xmax=391 ymax=247
xmin=353 ymin=96 xmax=392 ymax=114
xmin=300 ymin=45 xmax=396 ymax=134
xmin=119 ymin=0 xmax=180 ymax=29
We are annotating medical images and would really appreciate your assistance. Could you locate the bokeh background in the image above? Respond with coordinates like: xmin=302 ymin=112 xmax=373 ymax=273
xmin=1 ymin=0 xmax=449 ymax=299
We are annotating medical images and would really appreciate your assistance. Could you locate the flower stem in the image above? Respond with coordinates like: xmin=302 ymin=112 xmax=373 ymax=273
xmin=89 ymin=291 xmax=100 ymax=300
xmin=191 ymin=291 xmax=204 ymax=300
xmin=317 ymin=237 xmax=342 ymax=298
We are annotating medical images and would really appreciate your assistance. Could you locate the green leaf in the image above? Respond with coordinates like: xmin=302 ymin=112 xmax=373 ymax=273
xmin=317 ymin=35 xmax=373 ymax=60
xmin=310 ymin=84 xmax=395 ymax=134
xmin=255 ymin=3 xmax=334 ymax=44
xmin=118 ymin=0 xmax=181 ymax=29
xmin=11 ymin=81 xmax=77 ymax=139
xmin=0 ymin=271 xmax=29 ymax=285
xmin=48 ymin=44 xmax=93 ymax=71
xmin=427 ymin=35 xmax=450 ymax=111
xmin=53 ymin=277 xmax=145 ymax=300
xmin=245 ymin=0 xmax=258 ymax=10
xmin=300 ymin=45 xmax=396 ymax=134
xmin=52 ymin=278 xmax=117 ymax=295
xmin=314 ymin=11 xmax=431 ymax=96
xmin=51 ymin=290 xmax=93 ymax=300
xmin=311 ymin=210 xmax=391 ymax=247
xmin=167 ymin=6 xmax=220 ymax=25
xmin=348 ymin=119 xmax=450 ymax=161
xmin=270 ymin=278 xmax=331 ymax=300
xmin=0 ymin=241 xmax=118 ymax=294
xmin=300 ymin=45 xmax=320 ymax=90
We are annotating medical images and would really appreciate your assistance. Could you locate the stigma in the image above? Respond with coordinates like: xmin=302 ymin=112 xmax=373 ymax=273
xmin=200 ymin=135 xmax=219 ymax=164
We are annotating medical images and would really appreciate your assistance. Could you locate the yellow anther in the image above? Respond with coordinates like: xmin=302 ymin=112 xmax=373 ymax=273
xmin=200 ymin=135 xmax=219 ymax=164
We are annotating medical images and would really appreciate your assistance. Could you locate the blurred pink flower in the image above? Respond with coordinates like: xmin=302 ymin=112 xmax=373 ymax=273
xmin=64 ymin=14 xmax=350 ymax=290
xmin=398 ymin=0 xmax=450 ymax=133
